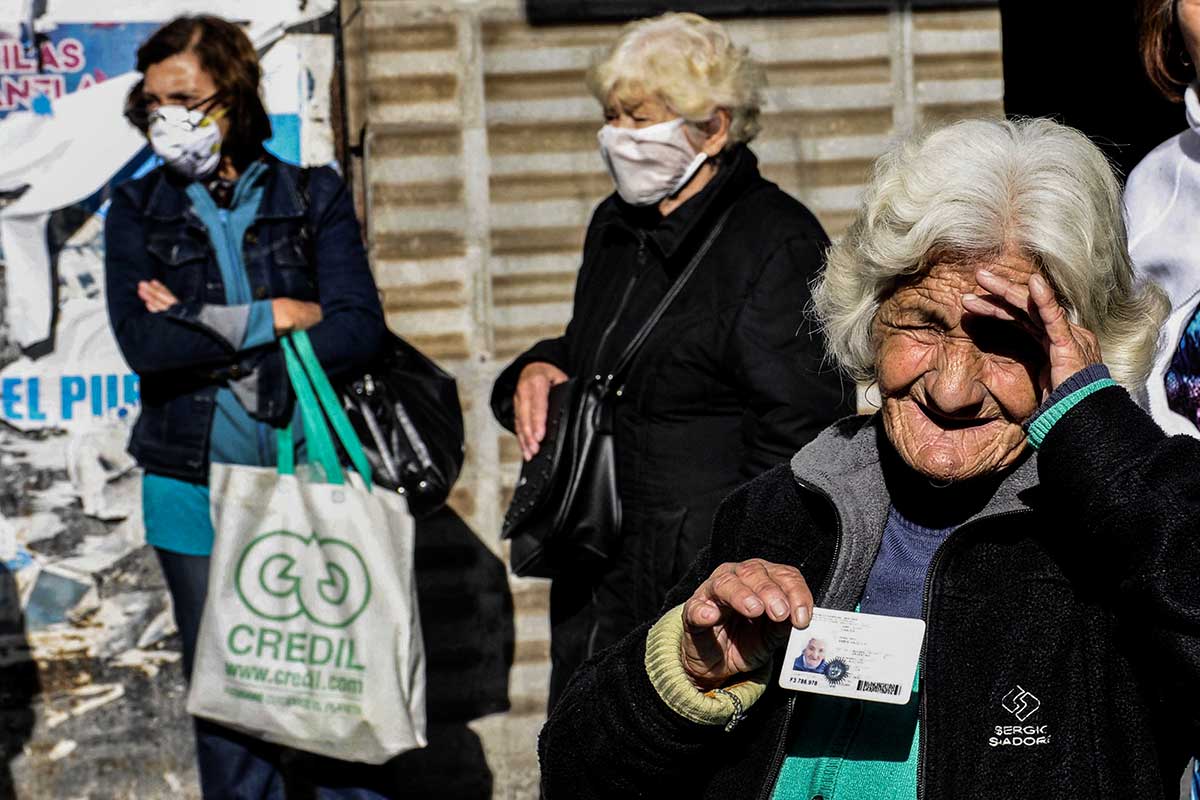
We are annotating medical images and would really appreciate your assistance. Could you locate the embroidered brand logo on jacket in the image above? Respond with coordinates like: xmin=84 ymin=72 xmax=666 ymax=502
xmin=989 ymin=685 xmax=1051 ymax=748
xmin=1001 ymin=685 xmax=1040 ymax=721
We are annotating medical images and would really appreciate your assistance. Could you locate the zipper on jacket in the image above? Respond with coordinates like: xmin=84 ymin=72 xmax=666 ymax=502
xmin=914 ymin=508 xmax=1029 ymax=800
xmin=756 ymin=477 xmax=843 ymax=800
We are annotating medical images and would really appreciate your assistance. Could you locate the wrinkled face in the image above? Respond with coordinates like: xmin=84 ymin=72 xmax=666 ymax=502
xmin=603 ymin=88 xmax=677 ymax=129
xmin=803 ymin=638 xmax=826 ymax=666
xmin=874 ymin=253 xmax=1047 ymax=483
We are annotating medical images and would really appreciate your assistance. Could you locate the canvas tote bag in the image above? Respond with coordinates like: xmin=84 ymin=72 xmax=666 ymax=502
xmin=187 ymin=331 xmax=426 ymax=763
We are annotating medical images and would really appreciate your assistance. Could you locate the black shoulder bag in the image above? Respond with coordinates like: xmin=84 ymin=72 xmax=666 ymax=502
xmin=296 ymin=167 xmax=465 ymax=517
xmin=501 ymin=206 xmax=734 ymax=578
xmin=339 ymin=334 xmax=465 ymax=517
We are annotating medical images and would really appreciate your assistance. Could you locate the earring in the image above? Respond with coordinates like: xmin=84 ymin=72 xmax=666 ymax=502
xmin=861 ymin=381 xmax=882 ymax=411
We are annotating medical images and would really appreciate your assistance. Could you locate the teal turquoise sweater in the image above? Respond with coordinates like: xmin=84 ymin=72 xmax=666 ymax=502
xmin=771 ymin=507 xmax=952 ymax=800
xmin=142 ymin=161 xmax=304 ymax=555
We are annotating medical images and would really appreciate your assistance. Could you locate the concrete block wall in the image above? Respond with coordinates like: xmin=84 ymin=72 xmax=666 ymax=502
xmin=341 ymin=1 xmax=1002 ymax=796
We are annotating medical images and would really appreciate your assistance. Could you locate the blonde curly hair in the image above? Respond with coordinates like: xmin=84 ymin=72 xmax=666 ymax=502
xmin=586 ymin=12 xmax=767 ymax=146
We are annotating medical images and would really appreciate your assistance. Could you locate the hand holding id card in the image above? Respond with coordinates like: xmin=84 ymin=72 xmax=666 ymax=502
xmin=778 ymin=608 xmax=925 ymax=705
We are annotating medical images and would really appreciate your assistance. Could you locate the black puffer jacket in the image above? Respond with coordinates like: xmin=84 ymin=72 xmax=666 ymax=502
xmin=492 ymin=146 xmax=854 ymax=648
xmin=539 ymin=386 xmax=1200 ymax=799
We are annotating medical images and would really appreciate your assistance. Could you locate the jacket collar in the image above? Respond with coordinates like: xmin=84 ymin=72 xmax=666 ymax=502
xmin=790 ymin=414 xmax=1040 ymax=609
xmin=142 ymin=153 xmax=306 ymax=223
xmin=1186 ymin=81 xmax=1200 ymax=137
xmin=611 ymin=144 xmax=761 ymax=264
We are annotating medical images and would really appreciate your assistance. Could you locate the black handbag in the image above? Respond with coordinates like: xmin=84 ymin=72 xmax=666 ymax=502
xmin=340 ymin=332 xmax=465 ymax=518
xmin=501 ymin=207 xmax=733 ymax=578
xmin=293 ymin=168 xmax=465 ymax=518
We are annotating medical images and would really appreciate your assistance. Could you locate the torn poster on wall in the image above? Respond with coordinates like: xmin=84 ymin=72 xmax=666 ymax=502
xmin=0 ymin=0 xmax=338 ymax=407
xmin=0 ymin=12 xmax=339 ymax=777
xmin=0 ymin=24 xmax=152 ymax=116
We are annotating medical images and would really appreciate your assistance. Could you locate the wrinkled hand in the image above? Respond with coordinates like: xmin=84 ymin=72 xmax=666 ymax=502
xmin=681 ymin=559 xmax=814 ymax=691
xmin=962 ymin=269 xmax=1102 ymax=394
xmin=138 ymin=280 xmax=178 ymax=313
xmin=513 ymin=361 xmax=569 ymax=461
xmin=272 ymin=298 xmax=323 ymax=335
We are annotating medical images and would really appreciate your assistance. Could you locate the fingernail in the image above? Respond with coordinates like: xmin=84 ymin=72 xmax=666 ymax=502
xmin=701 ymin=604 xmax=718 ymax=622
xmin=769 ymin=600 xmax=788 ymax=619
xmin=794 ymin=606 xmax=811 ymax=627
xmin=745 ymin=597 xmax=763 ymax=613
xmin=978 ymin=269 xmax=993 ymax=277
xmin=963 ymin=293 xmax=978 ymax=302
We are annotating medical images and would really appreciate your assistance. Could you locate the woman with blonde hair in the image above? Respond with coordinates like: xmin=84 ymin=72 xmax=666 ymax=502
xmin=490 ymin=12 xmax=852 ymax=710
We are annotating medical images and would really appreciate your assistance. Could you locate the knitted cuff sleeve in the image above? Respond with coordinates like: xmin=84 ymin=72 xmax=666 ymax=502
xmin=1025 ymin=364 xmax=1116 ymax=449
xmin=644 ymin=603 xmax=772 ymax=729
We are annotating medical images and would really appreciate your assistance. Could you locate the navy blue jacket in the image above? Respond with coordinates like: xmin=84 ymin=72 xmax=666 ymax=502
xmin=105 ymin=156 xmax=384 ymax=483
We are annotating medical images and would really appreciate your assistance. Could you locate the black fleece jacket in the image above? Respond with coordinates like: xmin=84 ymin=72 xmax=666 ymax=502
xmin=539 ymin=385 xmax=1200 ymax=799
xmin=491 ymin=147 xmax=854 ymax=611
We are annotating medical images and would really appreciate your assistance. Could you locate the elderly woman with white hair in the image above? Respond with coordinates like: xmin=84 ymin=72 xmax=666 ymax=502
xmin=538 ymin=117 xmax=1200 ymax=799
xmin=490 ymin=13 xmax=853 ymax=710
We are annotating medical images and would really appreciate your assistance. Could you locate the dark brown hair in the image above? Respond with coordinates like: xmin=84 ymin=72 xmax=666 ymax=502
xmin=128 ymin=15 xmax=271 ymax=154
xmin=1140 ymin=0 xmax=1192 ymax=102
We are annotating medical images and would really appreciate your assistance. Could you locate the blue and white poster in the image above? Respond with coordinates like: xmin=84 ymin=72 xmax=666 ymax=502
xmin=0 ymin=6 xmax=341 ymax=760
xmin=0 ymin=22 xmax=158 ymax=117
xmin=0 ymin=0 xmax=338 ymax=434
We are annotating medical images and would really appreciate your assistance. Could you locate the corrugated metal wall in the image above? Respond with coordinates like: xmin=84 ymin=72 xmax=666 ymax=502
xmin=342 ymin=2 xmax=1001 ymax=795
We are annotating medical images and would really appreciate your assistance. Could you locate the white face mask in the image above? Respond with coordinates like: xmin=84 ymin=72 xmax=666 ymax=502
xmin=148 ymin=104 xmax=226 ymax=180
xmin=597 ymin=117 xmax=708 ymax=206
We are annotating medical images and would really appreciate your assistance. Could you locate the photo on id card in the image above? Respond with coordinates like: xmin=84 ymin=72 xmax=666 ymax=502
xmin=778 ymin=608 xmax=925 ymax=705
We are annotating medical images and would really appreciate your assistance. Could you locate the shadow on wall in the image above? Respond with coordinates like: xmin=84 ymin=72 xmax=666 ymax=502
xmin=0 ymin=563 xmax=39 ymax=800
xmin=267 ymin=506 xmax=513 ymax=799
xmin=386 ymin=506 xmax=514 ymax=799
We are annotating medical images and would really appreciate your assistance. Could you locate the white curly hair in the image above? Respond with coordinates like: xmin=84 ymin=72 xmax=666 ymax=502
xmin=812 ymin=117 xmax=1168 ymax=391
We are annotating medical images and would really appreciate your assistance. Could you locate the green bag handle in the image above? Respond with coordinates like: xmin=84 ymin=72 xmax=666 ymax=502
xmin=275 ymin=411 xmax=325 ymax=478
xmin=290 ymin=330 xmax=374 ymax=488
xmin=275 ymin=331 xmax=374 ymax=489
xmin=278 ymin=422 xmax=295 ymax=475
xmin=278 ymin=335 xmax=345 ymax=484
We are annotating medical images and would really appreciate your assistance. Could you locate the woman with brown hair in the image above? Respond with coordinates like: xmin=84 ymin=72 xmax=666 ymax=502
xmin=1127 ymin=6 xmax=1200 ymax=795
xmin=1128 ymin=0 xmax=1200 ymax=434
xmin=106 ymin=15 xmax=387 ymax=797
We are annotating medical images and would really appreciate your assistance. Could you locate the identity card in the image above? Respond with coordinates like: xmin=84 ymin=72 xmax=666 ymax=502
xmin=778 ymin=607 xmax=925 ymax=705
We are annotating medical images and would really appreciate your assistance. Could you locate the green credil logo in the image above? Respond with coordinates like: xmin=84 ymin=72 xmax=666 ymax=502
xmin=234 ymin=530 xmax=372 ymax=628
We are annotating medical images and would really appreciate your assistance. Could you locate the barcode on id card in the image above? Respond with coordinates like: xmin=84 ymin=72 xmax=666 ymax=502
xmin=855 ymin=679 xmax=901 ymax=696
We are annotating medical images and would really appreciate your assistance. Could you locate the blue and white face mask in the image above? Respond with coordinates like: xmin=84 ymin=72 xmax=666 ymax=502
xmin=147 ymin=101 xmax=227 ymax=181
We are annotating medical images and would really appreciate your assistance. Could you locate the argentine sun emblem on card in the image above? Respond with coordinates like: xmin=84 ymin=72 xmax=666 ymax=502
xmin=779 ymin=608 xmax=926 ymax=705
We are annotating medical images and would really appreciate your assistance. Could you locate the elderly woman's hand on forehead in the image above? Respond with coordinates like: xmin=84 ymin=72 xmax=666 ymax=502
xmin=962 ymin=269 xmax=1103 ymax=394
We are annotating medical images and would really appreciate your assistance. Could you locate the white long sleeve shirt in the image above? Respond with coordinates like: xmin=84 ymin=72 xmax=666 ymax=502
xmin=1125 ymin=82 xmax=1200 ymax=437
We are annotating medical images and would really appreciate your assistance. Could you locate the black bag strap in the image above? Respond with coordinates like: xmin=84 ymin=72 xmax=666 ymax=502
xmin=296 ymin=166 xmax=315 ymax=272
xmin=606 ymin=204 xmax=735 ymax=386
